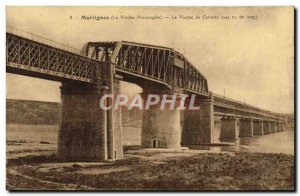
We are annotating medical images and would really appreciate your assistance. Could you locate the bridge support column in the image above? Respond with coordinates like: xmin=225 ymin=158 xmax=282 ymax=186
xmin=280 ymin=122 xmax=284 ymax=132
xmin=141 ymin=95 xmax=181 ymax=149
xmin=277 ymin=123 xmax=281 ymax=132
xmin=57 ymin=82 xmax=107 ymax=161
xmin=270 ymin=122 xmax=276 ymax=133
xmin=285 ymin=117 xmax=289 ymax=131
xmin=274 ymin=122 xmax=278 ymax=133
xmin=181 ymin=93 xmax=214 ymax=145
xmin=57 ymin=62 xmax=123 ymax=161
xmin=276 ymin=122 xmax=280 ymax=132
xmin=253 ymin=120 xmax=264 ymax=135
xmin=111 ymin=78 xmax=123 ymax=159
xmin=281 ymin=123 xmax=286 ymax=131
xmin=239 ymin=119 xmax=253 ymax=137
xmin=219 ymin=117 xmax=238 ymax=141
xmin=263 ymin=121 xmax=271 ymax=134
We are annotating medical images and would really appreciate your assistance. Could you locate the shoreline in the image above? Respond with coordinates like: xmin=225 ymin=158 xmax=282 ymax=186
xmin=7 ymin=148 xmax=295 ymax=191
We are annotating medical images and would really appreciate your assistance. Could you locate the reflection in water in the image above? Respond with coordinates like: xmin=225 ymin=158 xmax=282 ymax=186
xmin=7 ymin=124 xmax=294 ymax=155
xmin=7 ymin=124 xmax=59 ymax=144
xmin=194 ymin=124 xmax=295 ymax=155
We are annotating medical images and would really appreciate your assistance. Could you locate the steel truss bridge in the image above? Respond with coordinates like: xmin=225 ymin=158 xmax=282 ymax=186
xmin=6 ymin=26 xmax=286 ymax=122
xmin=213 ymin=94 xmax=286 ymax=122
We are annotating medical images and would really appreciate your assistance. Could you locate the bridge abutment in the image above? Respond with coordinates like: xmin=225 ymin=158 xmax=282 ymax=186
xmin=181 ymin=93 xmax=214 ymax=145
xmin=219 ymin=117 xmax=238 ymax=141
xmin=253 ymin=120 xmax=264 ymax=135
xmin=239 ymin=119 xmax=253 ymax=137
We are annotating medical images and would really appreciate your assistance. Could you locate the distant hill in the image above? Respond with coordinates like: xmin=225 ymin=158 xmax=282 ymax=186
xmin=6 ymin=99 xmax=143 ymax=126
xmin=6 ymin=99 xmax=60 ymax=125
xmin=7 ymin=99 xmax=225 ymax=127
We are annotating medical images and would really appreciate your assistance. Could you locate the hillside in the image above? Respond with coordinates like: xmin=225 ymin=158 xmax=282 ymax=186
xmin=6 ymin=99 xmax=222 ymax=127
xmin=6 ymin=99 xmax=60 ymax=125
xmin=6 ymin=99 xmax=143 ymax=127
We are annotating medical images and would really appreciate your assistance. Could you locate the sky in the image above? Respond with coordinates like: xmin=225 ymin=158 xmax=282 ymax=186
xmin=6 ymin=7 xmax=294 ymax=113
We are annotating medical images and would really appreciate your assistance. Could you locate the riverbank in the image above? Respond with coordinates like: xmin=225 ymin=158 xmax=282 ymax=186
xmin=7 ymin=148 xmax=294 ymax=191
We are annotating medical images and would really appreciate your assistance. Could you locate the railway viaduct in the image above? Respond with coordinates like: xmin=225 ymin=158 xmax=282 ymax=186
xmin=6 ymin=27 xmax=288 ymax=161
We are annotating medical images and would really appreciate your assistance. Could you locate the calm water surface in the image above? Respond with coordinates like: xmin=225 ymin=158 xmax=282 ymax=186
xmin=7 ymin=124 xmax=294 ymax=155
xmin=208 ymin=126 xmax=294 ymax=155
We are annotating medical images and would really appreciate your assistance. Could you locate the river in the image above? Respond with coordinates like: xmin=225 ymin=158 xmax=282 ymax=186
xmin=6 ymin=123 xmax=294 ymax=156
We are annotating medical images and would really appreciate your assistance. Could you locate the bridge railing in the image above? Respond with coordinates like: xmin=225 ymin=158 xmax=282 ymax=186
xmin=212 ymin=93 xmax=285 ymax=121
xmin=7 ymin=26 xmax=82 ymax=55
xmin=84 ymin=41 xmax=209 ymax=96
xmin=6 ymin=27 xmax=101 ymax=83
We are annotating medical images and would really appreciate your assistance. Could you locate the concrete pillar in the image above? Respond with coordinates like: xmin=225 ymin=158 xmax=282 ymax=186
xmin=282 ymin=123 xmax=286 ymax=131
xmin=102 ymin=62 xmax=123 ymax=160
xmin=141 ymin=94 xmax=181 ymax=148
xmin=142 ymin=91 xmax=186 ymax=148
xmin=181 ymin=93 xmax=214 ymax=145
xmin=112 ymin=78 xmax=123 ymax=159
xmin=279 ymin=123 xmax=284 ymax=132
xmin=239 ymin=119 xmax=253 ymax=137
xmin=57 ymin=82 xmax=107 ymax=161
xmin=276 ymin=122 xmax=280 ymax=132
xmin=263 ymin=121 xmax=271 ymax=134
xmin=285 ymin=117 xmax=288 ymax=131
xmin=219 ymin=117 xmax=238 ymax=141
xmin=270 ymin=122 xmax=276 ymax=133
xmin=277 ymin=123 xmax=281 ymax=132
xmin=57 ymin=62 xmax=123 ymax=161
xmin=253 ymin=120 xmax=264 ymax=135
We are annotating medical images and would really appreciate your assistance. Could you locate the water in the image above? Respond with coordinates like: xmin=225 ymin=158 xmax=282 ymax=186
xmin=6 ymin=124 xmax=294 ymax=155
xmin=208 ymin=128 xmax=294 ymax=155
xmin=6 ymin=124 xmax=58 ymax=158
xmin=194 ymin=123 xmax=294 ymax=155
xmin=7 ymin=124 xmax=58 ymax=144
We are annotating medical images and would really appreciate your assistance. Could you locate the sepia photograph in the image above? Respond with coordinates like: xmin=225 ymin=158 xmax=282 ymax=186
xmin=5 ymin=6 xmax=295 ymax=191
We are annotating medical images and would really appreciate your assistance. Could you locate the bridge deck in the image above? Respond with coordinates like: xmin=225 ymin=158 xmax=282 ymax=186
xmin=83 ymin=40 xmax=209 ymax=96
xmin=213 ymin=93 xmax=286 ymax=122
xmin=6 ymin=27 xmax=100 ymax=83
xmin=6 ymin=26 xmax=286 ymax=122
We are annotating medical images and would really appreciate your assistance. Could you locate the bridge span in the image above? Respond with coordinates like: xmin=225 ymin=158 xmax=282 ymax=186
xmin=6 ymin=27 xmax=288 ymax=161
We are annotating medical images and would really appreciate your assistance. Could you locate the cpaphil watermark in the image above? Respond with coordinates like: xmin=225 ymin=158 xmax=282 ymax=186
xmin=99 ymin=94 xmax=201 ymax=111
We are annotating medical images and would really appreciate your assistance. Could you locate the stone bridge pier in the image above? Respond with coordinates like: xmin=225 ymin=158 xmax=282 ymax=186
xmin=57 ymin=82 xmax=107 ymax=161
xmin=277 ymin=122 xmax=282 ymax=132
xmin=181 ymin=93 xmax=214 ymax=145
xmin=219 ymin=116 xmax=238 ymax=142
xmin=141 ymin=106 xmax=181 ymax=148
xmin=253 ymin=120 xmax=264 ymax=135
xmin=57 ymin=62 xmax=123 ymax=161
xmin=239 ymin=119 xmax=253 ymax=137
xmin=278 ymin=122 xmax=284 ymax=132
xmin=281 ymin=122 xmax=286 ymax=131
xmin=263 ymin=121 xmax=272 ymax=134
xmin=270 ymin=122 xmax=277 ymax=133
xmin=141 ymin=90 xmax=182 ymax=149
